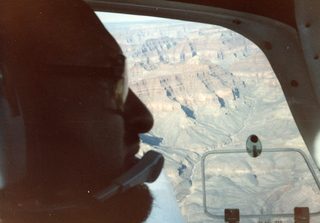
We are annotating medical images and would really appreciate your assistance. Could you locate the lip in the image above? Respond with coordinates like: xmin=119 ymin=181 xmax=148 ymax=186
xmin=127 ymin=141 xmax=140 ymax=155
xmin=124 ymin=132 xmax=141 ymax=153
xmin=124 ymin=142 xmax=141 ymax=169
xmin=123 ymin=131 xmax=142 ymax=168
xmin=125 ymin=154 xmax=140 ymax=170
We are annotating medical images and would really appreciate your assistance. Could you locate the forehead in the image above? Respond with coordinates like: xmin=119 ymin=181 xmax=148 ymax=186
xmin=1 ymin=0 xmax=122 ymax=68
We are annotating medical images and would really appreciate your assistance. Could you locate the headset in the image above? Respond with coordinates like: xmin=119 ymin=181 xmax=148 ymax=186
xmin=0 ymin=66 xmax=164 ymax=214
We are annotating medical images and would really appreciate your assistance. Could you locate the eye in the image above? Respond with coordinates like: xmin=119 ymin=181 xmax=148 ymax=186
xmin=110 ymin=54 xmax=125 ymax=78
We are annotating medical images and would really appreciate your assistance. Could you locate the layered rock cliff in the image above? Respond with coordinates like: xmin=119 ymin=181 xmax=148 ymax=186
xmin=104 ymin=19 xmax=320 ymax=222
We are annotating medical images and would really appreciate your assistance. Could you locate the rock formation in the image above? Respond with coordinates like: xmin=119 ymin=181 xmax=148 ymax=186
xmin=103 ymin=18 xmax=320 ymax=222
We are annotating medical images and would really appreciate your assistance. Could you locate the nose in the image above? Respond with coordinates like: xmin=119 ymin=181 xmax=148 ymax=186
xmin=123 ymin=89 xmax=154 ymax=134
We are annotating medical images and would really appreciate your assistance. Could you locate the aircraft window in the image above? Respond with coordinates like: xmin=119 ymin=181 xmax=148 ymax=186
xmin=97 ymin=12 xmax=320 ymax=222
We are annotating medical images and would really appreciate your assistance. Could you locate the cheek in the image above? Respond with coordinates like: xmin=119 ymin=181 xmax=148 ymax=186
xmin=59 ymin=109 xmax=127 ymax=181
xmin=44 ymin=78 xmax=128 ymax=175
xmin=87 ymin=114 xmax=126 ymax=169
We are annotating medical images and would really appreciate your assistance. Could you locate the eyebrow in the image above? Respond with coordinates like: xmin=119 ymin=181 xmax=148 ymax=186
xmin=33 ymin=55 xmax=126 ymax=80
xmin=35 ymin=64 xmax=123 ymax=80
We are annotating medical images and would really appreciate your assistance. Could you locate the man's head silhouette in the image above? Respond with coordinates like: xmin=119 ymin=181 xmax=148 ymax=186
xmin=0 ymin=0 xmax=155 ymax=222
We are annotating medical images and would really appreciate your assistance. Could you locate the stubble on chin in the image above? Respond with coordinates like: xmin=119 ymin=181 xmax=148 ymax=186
xmin=102 ymin=184 xmax=153 ymax=223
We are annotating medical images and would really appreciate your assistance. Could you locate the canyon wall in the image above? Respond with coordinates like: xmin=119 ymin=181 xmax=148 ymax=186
xmin=104 ymin=19 xmax=320 ymax=223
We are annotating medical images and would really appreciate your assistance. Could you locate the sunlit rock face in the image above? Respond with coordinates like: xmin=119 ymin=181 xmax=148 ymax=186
xmin=104 ymin=19 xmax=320 ymax=222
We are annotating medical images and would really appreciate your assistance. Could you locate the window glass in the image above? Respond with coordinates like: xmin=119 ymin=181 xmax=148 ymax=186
xmin=97 ymin=12 xmax=320 ymax=222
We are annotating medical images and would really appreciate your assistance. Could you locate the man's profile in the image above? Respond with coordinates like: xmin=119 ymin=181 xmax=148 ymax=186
xmin=0 ymin=0 xmax=159 ymax=222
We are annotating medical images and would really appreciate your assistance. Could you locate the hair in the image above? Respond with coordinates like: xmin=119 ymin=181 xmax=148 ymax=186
xmin=0 ymin=0 xmax=154 ymax=222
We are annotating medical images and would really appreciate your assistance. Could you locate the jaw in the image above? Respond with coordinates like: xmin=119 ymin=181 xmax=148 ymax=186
xmin=1 ymin=183 xmax=153 ymax=223
xmin=101 ymin=184 xmax=153 ymax=223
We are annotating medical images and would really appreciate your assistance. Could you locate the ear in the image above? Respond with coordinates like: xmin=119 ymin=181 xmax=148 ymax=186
xmin=0 ymin=64 xmax=21 ymax=117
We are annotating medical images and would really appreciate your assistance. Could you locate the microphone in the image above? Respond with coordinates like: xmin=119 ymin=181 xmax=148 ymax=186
xmin=94 ymin=150 xmax=164 ymax=202
xmin=0 ymin=150 xmax=164 ymax=214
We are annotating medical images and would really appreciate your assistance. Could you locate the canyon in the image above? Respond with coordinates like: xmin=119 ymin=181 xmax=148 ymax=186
xmin=103 ymin=16 xmax=320 ymax=222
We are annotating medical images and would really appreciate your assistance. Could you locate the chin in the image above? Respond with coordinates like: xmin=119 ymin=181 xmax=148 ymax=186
xmin=0 ymin=184 xmax=153 ymax=223
xmin=101 ymin=184 xmax=153 ymax=223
